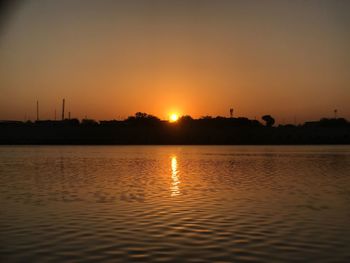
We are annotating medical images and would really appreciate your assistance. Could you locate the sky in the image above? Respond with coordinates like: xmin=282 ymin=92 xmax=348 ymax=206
xmin=0 ymin=0 xmax=349 ymax=123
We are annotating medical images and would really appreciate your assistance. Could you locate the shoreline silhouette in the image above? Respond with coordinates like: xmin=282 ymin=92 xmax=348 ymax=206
xmin=1 ymin=113 xmax=349 ymax=145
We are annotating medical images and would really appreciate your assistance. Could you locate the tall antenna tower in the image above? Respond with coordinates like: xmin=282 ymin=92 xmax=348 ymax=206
xmin=230 ymin=108 xmax=233 ymax=118
xmin=334 ymin=109 xmax=338 ymax=119
xmin=62 ymin=99 xmax=65 ymax=120
xmin=36 ymin=100 xmax=39 ymax=121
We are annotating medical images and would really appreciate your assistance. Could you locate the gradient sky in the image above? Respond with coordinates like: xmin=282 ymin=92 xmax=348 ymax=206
xmin=0 ymin=0 xmax=349 ymax=123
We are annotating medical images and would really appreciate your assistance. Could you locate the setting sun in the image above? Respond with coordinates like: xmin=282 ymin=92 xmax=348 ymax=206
xmin=169 ymin=113 xmax=179 ymax=122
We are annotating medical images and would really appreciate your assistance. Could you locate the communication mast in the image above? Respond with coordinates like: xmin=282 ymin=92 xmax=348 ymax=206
xmin=36 ymin=100 xmax=39 ymax=121
xmin=230 ymin=108 xmax=233 ymax=118
xmin=62 ymin=99 xmax=65 ymax=120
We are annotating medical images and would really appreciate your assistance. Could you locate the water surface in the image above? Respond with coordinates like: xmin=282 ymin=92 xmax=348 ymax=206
xmin=0 ymin=146 xmax=350 ymax=262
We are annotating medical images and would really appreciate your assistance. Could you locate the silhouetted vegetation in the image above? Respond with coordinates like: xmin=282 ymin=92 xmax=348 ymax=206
xmin=0 ymin=113 xmax=349 ymax=145
xmin=304 ymin=118 xmax=348 ymax=128
xmin=81 ymin=119 xmax=98 ymax=126
xmin=262 ymin=115 xmax=275 ymax=127
xmin=126 ymin=112 xmax=161 ymax=126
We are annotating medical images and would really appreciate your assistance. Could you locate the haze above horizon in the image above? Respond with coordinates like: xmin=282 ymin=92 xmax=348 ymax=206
xmin=0 ymin=0 xmax=349 ymax=123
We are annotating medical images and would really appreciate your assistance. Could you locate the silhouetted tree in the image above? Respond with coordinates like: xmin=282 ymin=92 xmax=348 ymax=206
xmin=262 ymin=115 xmax=275 ymax=127
xmin=179 ymin=115 xmax=193 ymax=122
xmin=135 ymin=112 xmax=148 ymax=119
xmin=126 ymin=112 xmax=160 ymax=126
xmin=200 ymin=115 xmax=213 ymax=120
xmin=132 ymin=112 xmax=159 ymax=121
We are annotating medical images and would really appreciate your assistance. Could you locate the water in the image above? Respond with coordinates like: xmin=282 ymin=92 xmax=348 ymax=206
xmin=0 ymin=146 xmax=350 ymax=262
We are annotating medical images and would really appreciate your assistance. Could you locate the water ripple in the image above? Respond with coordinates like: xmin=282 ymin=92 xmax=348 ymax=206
xmin=0 ymin=145 xmax=350 ymax=262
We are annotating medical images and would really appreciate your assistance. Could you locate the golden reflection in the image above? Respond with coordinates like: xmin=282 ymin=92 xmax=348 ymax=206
xmin=171 ymin=156 xmax=180 ymax=196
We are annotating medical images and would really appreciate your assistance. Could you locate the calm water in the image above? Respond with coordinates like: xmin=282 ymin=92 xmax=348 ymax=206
xmin=0 ymin=146 xmax=350 ymax=262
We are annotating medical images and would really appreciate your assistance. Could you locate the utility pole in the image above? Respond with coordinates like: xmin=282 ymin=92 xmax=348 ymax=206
xmin=230 ymin=108 xmax=233 ymax=118
xmin=36 ymin=100 xmax=39 ymax=121
xmin=62 ymin=99 xmax=65 ymax=121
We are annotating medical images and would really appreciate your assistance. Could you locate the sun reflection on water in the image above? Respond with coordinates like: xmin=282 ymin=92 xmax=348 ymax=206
xmin=171 ymin=156 xmax=180 ymax=197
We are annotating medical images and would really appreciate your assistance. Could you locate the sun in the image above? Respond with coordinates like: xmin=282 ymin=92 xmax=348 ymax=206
xmin=169 ymin=113 xmax=179 ymax=122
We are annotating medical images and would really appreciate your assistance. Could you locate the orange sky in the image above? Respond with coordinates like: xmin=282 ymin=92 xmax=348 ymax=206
xmin=0 ymin=0 xmax=349 ymax=123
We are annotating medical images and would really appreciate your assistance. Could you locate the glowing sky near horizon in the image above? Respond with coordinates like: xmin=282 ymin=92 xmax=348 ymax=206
xmin=0 ymin=0 xmax=349 ymax=123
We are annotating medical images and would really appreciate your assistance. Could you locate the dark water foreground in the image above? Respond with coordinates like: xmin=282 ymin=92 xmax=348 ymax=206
xmin=0 ymin=146 xmax=350 ymax=262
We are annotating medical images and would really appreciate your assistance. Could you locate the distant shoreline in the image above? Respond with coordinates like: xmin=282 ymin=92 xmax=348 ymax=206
xmin=1 ymin=116 xmax=349 ymax=145
xmin=1 ymin=144 xmax=350 ymax=146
